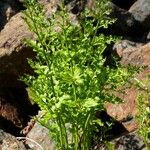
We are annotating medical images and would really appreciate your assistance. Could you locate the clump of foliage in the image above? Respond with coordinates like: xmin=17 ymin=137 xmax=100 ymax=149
xmin=23 ymin=0 xmax=136 ymax=149
xmin=135 ymin=77 xmax=150 ymax=149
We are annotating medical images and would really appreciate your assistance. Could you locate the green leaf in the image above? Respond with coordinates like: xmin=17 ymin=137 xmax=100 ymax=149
xmin=83 ymin=98 xmax=98 ymax=108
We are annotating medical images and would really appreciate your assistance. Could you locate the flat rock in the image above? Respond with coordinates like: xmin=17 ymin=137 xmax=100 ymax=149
xmin=105 ymin=87 xmax=139 ymax=133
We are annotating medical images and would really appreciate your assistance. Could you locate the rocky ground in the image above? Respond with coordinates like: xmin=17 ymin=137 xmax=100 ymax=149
xmin=0 ymin=0 xmax=150 ymax=149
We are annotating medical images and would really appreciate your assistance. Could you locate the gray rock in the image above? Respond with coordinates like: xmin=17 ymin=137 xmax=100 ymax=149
xmin=105 ymin=41 xmax=150 ymax=133
xmin=26 ymin=122 xmax=55 ymax=150
xmin=0 ymin=129 xmax=29 ymax=150
xmin=129 ymin=0 xmax=150 ymax=29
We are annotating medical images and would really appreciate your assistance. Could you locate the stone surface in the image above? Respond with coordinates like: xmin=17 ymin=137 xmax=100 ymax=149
xmin=129 ymin=0 xmax=150 ymax=29
xmin=0 ymin=0 xmax=150 ymax=143
xmin=0 ymin=11 xmax=40 ymax=136
xmin=0 ymin=0 xmax=58 ymax=136
xmin=105 ymin=69 xmax=150 ymax=132
xmin=105 ymin=42 xmax=150 ymax=132
xmin=92 ymin=132 xmax=146 ymax=150
xmin=105 ymin=88 xmax=137 ymax=122
xmin=121 ymin=120 xmax=139 ymax=133
xmin=105 ymin=87 xmax=139 ymax=133
xmin=26 ymin=122 xmax=55 ymax=150
xmin=0 ymin=12 xmax=35 ymax=87
xmin=115 ymin=42 xmax=150 ymax=66
xmin=0 ymin=129 xmax=28 ymax=150
xmin=0 ymin=87 xmax=39 ymax=136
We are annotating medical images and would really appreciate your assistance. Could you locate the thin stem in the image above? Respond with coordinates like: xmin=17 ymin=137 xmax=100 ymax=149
xmin=80 ymin=112 xmax=92 ymax=150
xmin=27 ymin=7 xmax=57 ymax=98
xmin=57 ymin=116 xmax=69 ymax=150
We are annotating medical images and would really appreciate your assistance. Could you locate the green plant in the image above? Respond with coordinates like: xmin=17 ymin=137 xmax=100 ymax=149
xmin=105 ymin=141 xmax=115 ymax=150
xmin=135 ymin=78 xmax=150 ymax=150
xmin=137 ymin=93 xmax=150 ymax=150
xmin=22 ymin=0 xmax=136 ymax=149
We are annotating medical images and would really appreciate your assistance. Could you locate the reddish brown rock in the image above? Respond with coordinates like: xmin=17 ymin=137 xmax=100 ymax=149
xmin=0 ymin=13 xmax=39 ymax=131
xmin=106 ymin=42 xmax=150 ymax=132
xmin=0 ymin=1 xmax=59 ymax=136
xmin=0 ymin=12 xmax=35 ymax=87
xmin=122 ymin=121 xmax=139 ymax=132
xmin=114 ymin=41 xmax=150 ymax=66
xmin=0 ymin=87 xmax=39 ymax=136
xmin=105 ymin=88 xmax=137 ymax=122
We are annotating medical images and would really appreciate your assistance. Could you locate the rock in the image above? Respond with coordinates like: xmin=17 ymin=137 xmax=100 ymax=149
xmin=0 ymin=87 xmax=39 ymax=136
xmin=26 ymin=122 xmax=55 ymax=150
xmin=0 ymin=129 xmax=28 ymax=150
xmin=114 ymin=42 xmax=150 ymax=83
xmin=113 ymin=39 xmax=144 ymax=60
xmin=106 ymin=87 xmax=137 ymax=122
xmin=0 ymin=0 xmax=24 ymax=31
xmin=93 ymin=132 xmax=146 ymax=150
xmin=105 ymin=68 xmax=150 ymax=132
xmin=115 ymin=42 xmax=150 ymax=66
xmin=0 ymin=0 xmax=58 ymax=137
xmin=0 ymin=12 xmax=35 ymax=87
xmin=105 ymin=42 xmax=150 ymax=132
xmin=102 ymin=2 xmax=143 ymax=36
xmin=65 ymin=0 xmax=89 ymax=14
xmin=0 ymin=0 xmax=71 ymax=87
xmin=105 ymin=88 xmax=138 ymax=132
xmin=121 ymin=120 xmax=139 ymax=133
xmin=115 ymin=133 xmax=147 ymax=150
xmin=0 ymin=10 xmax=41 ymax=136
xmin=129 ymin=0 xmax=150 ymax=29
